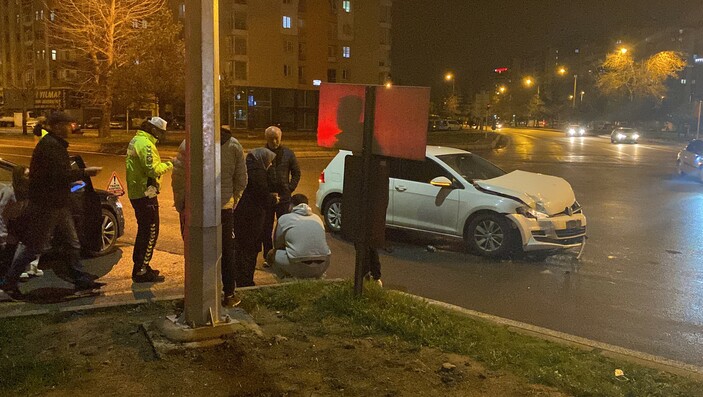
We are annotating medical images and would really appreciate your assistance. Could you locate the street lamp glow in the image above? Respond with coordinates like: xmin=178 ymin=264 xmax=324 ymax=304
xmin=445 ymin=73 xmax=455 ymax=96
xmin=619 ymin=47 xmax=628 ymax=54
xmin=384 ymin=81 xmax=392 ymax=88
xmin=569 ymin=95 xmax=574 ymax=100
xmin=523 ymin=77 xmax=534 ymax=87
xmin=498 ymin=85 xmax=507 ymax=94
xmin=557 ymin=67 xmax=567 ymax=75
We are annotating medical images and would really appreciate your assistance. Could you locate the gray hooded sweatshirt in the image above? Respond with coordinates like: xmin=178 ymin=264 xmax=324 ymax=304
xmin=274 ymin=203 xmax=331 ymax=262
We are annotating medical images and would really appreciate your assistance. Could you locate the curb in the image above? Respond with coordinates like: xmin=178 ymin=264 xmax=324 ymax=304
xmin=397 ymin=292 xmax=703 ymax=380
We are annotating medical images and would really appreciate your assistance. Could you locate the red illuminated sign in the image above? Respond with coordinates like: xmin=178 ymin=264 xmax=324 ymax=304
xmin=494 ymin=67 xmax=509 ymax=74
xmin=317 ymin=83 xmax=430 ymax=161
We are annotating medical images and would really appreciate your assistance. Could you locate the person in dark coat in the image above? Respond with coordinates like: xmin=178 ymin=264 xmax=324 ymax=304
xmin=0 ymin=112 xmax=103 ymax=298
xmin=233 ymin=148 xmax=276 ymax=287
xmin=261 ymin=126 xmax=301 ymax=259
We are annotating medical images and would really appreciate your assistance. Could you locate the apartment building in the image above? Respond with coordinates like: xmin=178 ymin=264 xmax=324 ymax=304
xmin=1 ymin=0 xmax=392 ymax=130
xmin=0 ymin=0 xmax=80 ymax=112
xmin=211 ymin=0 xmax=392 ymax=130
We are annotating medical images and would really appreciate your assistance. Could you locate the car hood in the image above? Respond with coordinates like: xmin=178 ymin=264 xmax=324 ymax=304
xmin=474 ymin=170 xmax=576 ymax=215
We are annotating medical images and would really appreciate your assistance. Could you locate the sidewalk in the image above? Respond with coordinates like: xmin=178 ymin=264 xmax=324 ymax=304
xmin=0 ymin=244 xmax=278 ymax=318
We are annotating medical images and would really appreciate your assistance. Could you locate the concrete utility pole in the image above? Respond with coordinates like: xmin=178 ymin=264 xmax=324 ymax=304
xmin=184 ymin=0 xmax=222 ymax=326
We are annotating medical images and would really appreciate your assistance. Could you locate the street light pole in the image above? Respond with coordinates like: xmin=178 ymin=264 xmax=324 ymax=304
xmin=572 ymin=74 xmax=578 ymax=109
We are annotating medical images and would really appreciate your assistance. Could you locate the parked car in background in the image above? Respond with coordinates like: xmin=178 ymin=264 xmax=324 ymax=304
xmin=676 ymin=139 xmax=703 ymax=181
xmin=109 ymin=115 xmax=127 ymax=129
xmin=83 ymin=117 xmax=102 ymax=129
xmin=429 ymin=119 xmax=448 ymax=132
xmin=446 ymin=120 xmax=463 ymax=131
xmin=0 ymin=113 xmax=14 ymax=127
xmin=610 ymin=127 xmax=640 ymax=144
xmin=0 ymin=156 xmax=125 ymax=256
xmin=316 ymin=146 xmax=586 ymax=258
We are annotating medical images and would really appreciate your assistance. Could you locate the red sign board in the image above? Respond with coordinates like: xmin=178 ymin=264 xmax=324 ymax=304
xmin=317 ymin=83 xmax=430 ymax=161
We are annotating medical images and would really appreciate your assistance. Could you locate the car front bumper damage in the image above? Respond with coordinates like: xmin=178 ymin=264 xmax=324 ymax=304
xmin=508 ymin=213 xmax=587 ymax=251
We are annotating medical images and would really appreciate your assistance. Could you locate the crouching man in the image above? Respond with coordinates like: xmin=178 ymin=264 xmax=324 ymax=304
xmin=267 ymin=194 xmax=330 ymax=279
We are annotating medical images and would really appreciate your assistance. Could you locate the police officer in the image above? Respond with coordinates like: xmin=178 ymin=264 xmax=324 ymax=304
xmin=126 ymin=117 xmax=172 ymax=283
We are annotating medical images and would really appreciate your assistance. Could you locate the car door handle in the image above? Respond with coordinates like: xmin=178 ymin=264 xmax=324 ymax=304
xmin=395 ymin=186 xmax=407 ymax=192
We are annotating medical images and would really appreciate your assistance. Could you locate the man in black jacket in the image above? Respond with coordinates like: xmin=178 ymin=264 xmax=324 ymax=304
xmin=0 ymin=112 xmax=103 ymax=298
xmin=261 ymin=126 xmax=301 ymax=259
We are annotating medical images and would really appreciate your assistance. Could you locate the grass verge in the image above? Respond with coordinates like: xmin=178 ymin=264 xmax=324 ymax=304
xmin=242 ymin=281 xmax=703 ymax=397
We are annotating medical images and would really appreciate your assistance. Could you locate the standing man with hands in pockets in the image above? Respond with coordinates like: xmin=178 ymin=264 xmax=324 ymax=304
xmin=261 ymin=126 xmax=301 ymax=264
xmin=126 ymin=117 xmax=173 ymax=283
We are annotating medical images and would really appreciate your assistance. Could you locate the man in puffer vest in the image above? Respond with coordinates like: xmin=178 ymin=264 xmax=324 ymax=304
xmin=125 ymin=117 xmax=172 ymax=283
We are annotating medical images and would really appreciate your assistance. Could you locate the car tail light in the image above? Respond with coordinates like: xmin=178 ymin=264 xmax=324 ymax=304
xmin=318 ymin=171 xmax=325 ymax=184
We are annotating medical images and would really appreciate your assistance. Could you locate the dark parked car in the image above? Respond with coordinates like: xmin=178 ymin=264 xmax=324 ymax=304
xmin=83 ymin=117 xmax=102 ymax=129
xmin=0 ymin=156 xmax=125 ymax=256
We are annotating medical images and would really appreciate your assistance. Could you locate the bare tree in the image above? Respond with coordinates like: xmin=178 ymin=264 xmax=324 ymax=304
xmin=48 ymin=0 xmax=166 ymax=137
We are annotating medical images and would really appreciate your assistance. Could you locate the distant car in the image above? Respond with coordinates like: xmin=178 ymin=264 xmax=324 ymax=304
xmin=0 ymin=156 xmax=125 ymax=256
xmin=84 ymin=117 xmax=102 ymax=129
xmin=0 ymin=113 xmax=14 ymax=127
xmin=676 ymin=139 xmax=703 ymax=181
xmin=429 ymin=119 xmax=449 ymax=132
xmin=316 ymin=146 xmax=586 ymax=258
xmin=445 ymin=120 xmax=462 ymax=131
xmin=610 ymin=127 xmax=639 ymax=144
xmin=566 ymin=125 xmax=586 ymax=136
xmin=70 ymin=121 xmax=82 ymax=134
xmin=110 ymin=115 xmax=127 ymax=129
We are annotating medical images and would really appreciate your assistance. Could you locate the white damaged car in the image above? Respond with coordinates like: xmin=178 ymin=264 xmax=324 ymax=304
xmin=316 ymin=146 xmax=586 ymax=258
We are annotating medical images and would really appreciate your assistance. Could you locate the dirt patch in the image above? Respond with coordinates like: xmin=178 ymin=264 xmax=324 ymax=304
xmin=3 ymin=303 xmax=567 ymax=397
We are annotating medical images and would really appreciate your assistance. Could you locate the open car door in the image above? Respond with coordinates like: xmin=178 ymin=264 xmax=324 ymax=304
xmin=69 ymin=155 xmax=103 ymax=254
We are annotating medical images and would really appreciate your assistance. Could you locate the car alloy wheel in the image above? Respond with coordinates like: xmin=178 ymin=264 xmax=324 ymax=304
xmin=466 ymin=213 xmax=513 ymax=258
xmin=323 ymin=196 xmax=342 ymax=232
xmin=99 ymin=208 xmax=118 ymax=253
xmin=474 ymin=219 xmax=504 ymax=252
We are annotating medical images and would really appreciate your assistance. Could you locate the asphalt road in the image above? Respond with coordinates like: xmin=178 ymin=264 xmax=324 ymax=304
xmin=1 ymin=128 xmax=701 ymax=366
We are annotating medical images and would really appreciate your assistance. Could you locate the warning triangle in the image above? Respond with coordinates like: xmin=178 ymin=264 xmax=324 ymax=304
xmin=106 ymin=171 xmax=125 ymax=196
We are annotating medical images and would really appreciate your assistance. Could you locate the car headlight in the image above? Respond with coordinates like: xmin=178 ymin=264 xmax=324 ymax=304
xmin=568 ymin=128 xmax=575 ymax=134
xmin=516 ymin=206 xmax=549 ymax=219
xmin=579 ymin=128 xmax=585 ymax=135
xmin=616 ymin=133 xmax=625 ymax=139
xmin=632 ymin=133 xmax=639 ymax=140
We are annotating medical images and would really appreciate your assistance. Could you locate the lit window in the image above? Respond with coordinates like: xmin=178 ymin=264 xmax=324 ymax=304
xmin=282 ymin=16 xmax=291 ymax=29
xmin=49 ymin=10 xmax=56 ymax=21
xmin=284 ymin=64 xmax=291 ymax=77
xmin=342 ymin=0 xmax=351 ymax=12
xmin=342 ymin=46 xmax=350 ymax=58
xmin=681 ymin=79 xmax=687 ymax=85
xmin=51 ymin=49 xmax=57 ymax=61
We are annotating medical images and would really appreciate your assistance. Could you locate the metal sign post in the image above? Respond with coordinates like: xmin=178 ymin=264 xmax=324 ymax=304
xmin=353 ymin=86 xmax=377 ymax=296
xmin=183 ymin=0 xmax=221 ymax=326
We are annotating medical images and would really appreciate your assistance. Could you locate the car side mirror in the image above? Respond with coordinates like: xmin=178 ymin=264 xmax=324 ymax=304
xmin=430 ymin=176 xmax=453 ymax=188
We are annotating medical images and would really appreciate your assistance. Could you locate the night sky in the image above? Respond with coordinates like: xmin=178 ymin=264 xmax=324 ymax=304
xmin=391 ymin=0 xmax=703 ymax=99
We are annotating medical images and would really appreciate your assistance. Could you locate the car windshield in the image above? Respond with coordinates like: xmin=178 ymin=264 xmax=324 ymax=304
xmin=436 ymin=153 xmax=506 ymax=182
xmin=617 ymin=128 xmax=635 ymax=133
